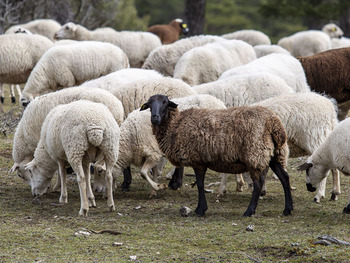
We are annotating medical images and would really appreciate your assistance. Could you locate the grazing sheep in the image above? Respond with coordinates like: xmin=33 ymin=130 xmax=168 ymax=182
xmin=173 ymin=40 xmax=256 ymax=86
xmin=220 ymin=92 xmax=340 ymax=202
xmin=298 ymin=47 xmax=350 ymax=120
xmin=20 ymin=41 xmax=129 ymax=106
xmin=115 ymin=94 xmax=227 ymax=194
xmin=140 ymin=94 xmax=293 ymax=217
xmin=220 ymin=53 xmax=310 ymax=93
xmin=221 ymin=29 xmax=271 ymax=46
xmin=298 ymin=118 xmax=350 ymax=214
xmin=254 ymin=44 xmax=291 ymax=58
xmin=10 ymin=87 xmax=124 ymax=189
xmin=6 ymin=19 xmax=61 ymax=41
xmin=0 ymin=33 xmax=53 ymax=84
xmin=54 ymin=22 xmax=161 ymax=67
xmin=26 ymin=100 xmax=120 ymax=217
xmin=277 ymin=30 xmax=332 ymax=57
xmin=81 ymin=68 xmax=163 ymax=90
xmin=147 ymin=18 xmax=189 ymax=44
xmin=91 ymin=77 xmax=196 ymax=118
xmin=193 ymin=72 xmax=294 ymax=108
xmin=142 ymin=35 xmax=226 ymax=76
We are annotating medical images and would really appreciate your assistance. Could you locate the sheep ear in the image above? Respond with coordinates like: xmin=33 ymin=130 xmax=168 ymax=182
xmin=9 ymin=163 xmax=19 ymax=174
xmin=168 ymin=101 xmax=178 ymax=109
xmin=140 ymin=103 xmax=150 ymax=111
xmin=24 ymin=160 xmax=36 ymax=172
xmin=298 ymin=162 xmax=313 ymax=171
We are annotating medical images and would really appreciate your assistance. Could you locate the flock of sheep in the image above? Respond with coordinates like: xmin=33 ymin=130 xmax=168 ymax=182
xmin=1 ymin=18 xmax=350 ymax=217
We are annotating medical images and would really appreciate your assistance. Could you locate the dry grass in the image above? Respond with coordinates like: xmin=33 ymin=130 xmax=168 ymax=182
xmin=1 ymin=89 xmax=350 ymax=262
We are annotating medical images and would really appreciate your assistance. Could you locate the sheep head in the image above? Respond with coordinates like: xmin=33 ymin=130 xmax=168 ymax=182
xmin=298 ymin=161 xmax=330 ymax=193
xmin=140 ymin=94 xmax=178 ymax=126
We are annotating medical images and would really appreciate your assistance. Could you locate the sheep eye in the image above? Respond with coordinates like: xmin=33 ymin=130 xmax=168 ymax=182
xmin=18 ymin=173 xmax=23 ymax=179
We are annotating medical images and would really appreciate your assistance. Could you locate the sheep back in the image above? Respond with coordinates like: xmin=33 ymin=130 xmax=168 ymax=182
xmin=153 ymin=106 xmax=288 ymax=173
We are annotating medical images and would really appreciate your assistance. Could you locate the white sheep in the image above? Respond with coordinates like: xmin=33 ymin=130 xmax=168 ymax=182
xmin=54 ymin=22 xmax=161 ymax=68
xmin=0 ymin=33 xmax=53 ymax=85
xmin=253 ymin=44 xmax=291 ymax=58
xmin=173 ymin=40 xmax=257 ymax=86
xmin=6 ymin=19 xmax=61 ymax=41
xmin=115 ymin=94 xmax=227 ymax=195
xmin=298 ymin=117 xmax=350 ymax=213
xmin=26 ymin=100 xmax=120 ymax=217
xmin=20 ymin=41 xmax=129 ymax=106
xmin=221 ymin=29 xmax=271 ymax=46
xmin=193 ymin=72 xmax=294 ymax=108
xmin=219 ymin=53 xmax=310 ymax=93
xmin=88 ymin=76 xmax=196 ymax=118
xmin=142 ymin=35 xmax=226 ymax=76
xmin=219 ymin=92 xmax=340 ymax=203
xmin=10 ymin=86 xmax=124 ymax=190
xmin=81 ymin=68 xmax=163 ymax=90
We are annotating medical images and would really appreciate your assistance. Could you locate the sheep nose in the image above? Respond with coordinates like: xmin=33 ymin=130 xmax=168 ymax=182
xmin=151 ymin=115 xmax=161 ymax=125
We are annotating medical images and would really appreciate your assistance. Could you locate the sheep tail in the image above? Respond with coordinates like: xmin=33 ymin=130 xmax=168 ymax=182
xmin=87 ymin=127 xmax=104 ymax=147
xmin=271 ymin=117 xmax=289 ymax=168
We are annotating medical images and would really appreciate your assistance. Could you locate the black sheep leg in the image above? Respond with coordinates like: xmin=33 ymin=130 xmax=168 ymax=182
xmin=168 ymin=167 xmax=184 ymax=190
xmin=121 ymin=166 xmax=132 ymax=192
xmin=243 ymin=168 xmax=267 ymax=217
xmin=194 ymin=167 xmax=208 ymax=216
xmin=269 ymin=159 xmax=293 ymax=215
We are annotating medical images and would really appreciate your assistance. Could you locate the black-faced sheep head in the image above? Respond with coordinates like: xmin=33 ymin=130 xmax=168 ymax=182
xmin=140 ymin=94 xmax=178 ymax=126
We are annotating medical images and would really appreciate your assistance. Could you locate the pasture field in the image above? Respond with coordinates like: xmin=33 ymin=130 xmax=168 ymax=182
xmin=1 ymin=90 xmax=350 ymax=262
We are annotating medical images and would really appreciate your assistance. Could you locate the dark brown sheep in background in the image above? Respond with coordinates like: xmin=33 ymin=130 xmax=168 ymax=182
xmin=147 ymin=18 xmax=189 ymax=44
xmin=298 ymin=47 xmax=350 ymax=120
xmin=140 ymin=94 xmax=293 ymax=217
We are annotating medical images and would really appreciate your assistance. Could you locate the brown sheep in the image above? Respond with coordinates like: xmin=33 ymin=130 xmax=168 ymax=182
xmin=140 ymin=94 xmax=293 ymax=217
xmin=298 ymin=47 xmax=350 ymax=120
xmin=147 ymin=18 xmax=189 ymax=44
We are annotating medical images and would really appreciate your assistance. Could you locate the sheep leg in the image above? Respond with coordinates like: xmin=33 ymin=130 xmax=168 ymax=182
xmin=10 ymin=85 xmax=16 ymax=103
xmin=217 ymin=173 xmax=227 ymax=197
xmin=330 ymin=169 xmax=341 ymax=201
xmin=168 ymin=167 xmax=183 ymax=190
xmin=57 ymin=160 xmax=68 ymax=204
xmin=166 ymin=167 xmax=176 ymax=180
xmin=269 ymin=159 xmax=293 ymax=216
xmin=83 ymin=161 xmax=96 ymax=208
xmin=243 ymin=169 xmax=266 ymax=217
xmin=0 ymin=83 xmax=4 ymax=103
xmin=314 ymin=177 xmax=327 ymax=203
xmin=121 ymin=167 xmax=132 ymax=192
xmin=72 ymin=163 xmax=89 ymax=217
xmin=140 ymin=160 xmax=167 ymax=191
xmin=193 ymin=167 xmax=208 ymax=216
xmin=52 ymin=171 xmax=61 ymax=192
xmin=104 ymin=163 xmax=115 ymax=212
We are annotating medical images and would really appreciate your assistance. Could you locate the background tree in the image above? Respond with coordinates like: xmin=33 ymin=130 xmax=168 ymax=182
xmin=184 ymin=0 xmax=206 ymax=36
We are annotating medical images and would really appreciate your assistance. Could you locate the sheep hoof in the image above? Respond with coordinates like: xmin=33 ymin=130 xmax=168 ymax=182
xmin=168 ymin=181 xmax=182 ymax=190
xmin=89 ymin=198 xmax=96 ymax=208
xmin=283 ymin=208 xmax=292 ymax=216
xmin=313 ymin=197 xmax=321 ymax=203
xmin=79 ymin=208 xmax=88 ymax=217
xmin=195 ymin=207 xmax=206 ymax=216
xmin=343 ymin=206 xmax=350 ymax=214
xmin=260 ymin=190 xmax=266 ymax=197
xmin=121 ymin=182 xmax=131 ymax=192
xmin=243 ymin=210 xmax=254 ymax=217
xmin=108 ymin=205 xmax=115 ymax=212
xmin=330 ymin=193 xmax=338 ymax=201
xmin=158 ymin=183 xmax=168 ymax=190
xmin=11 ymin=96 xmax=16 ymax=104
xmin=59 ymin=196 xmax=68 ymax=204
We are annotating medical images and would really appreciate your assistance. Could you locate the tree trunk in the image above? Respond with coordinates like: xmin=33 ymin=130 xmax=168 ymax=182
xmin=184 ymin=0 xmax=206 ymax=36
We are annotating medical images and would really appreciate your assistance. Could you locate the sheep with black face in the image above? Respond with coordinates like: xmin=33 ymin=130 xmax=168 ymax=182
xmin=140 ymin=94 xmax=293 ymax=217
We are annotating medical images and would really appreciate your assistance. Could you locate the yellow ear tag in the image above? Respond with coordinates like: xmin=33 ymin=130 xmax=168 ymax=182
xmin=182 ymin=24 xmax=187 ymax=28
xmin=332 ymin=28 xmax=336 ymax=31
